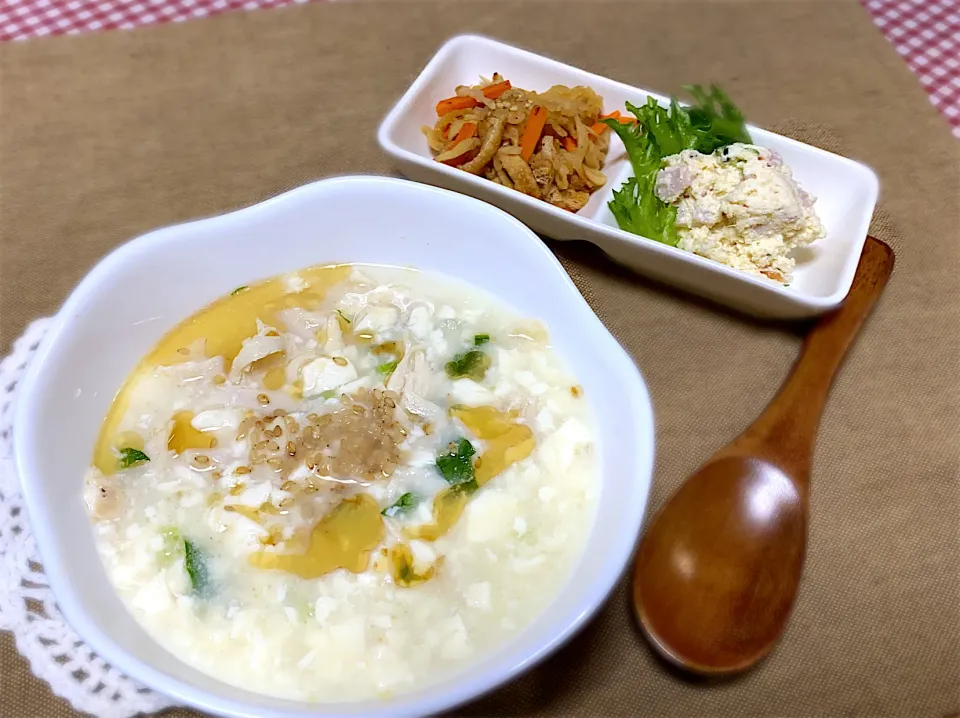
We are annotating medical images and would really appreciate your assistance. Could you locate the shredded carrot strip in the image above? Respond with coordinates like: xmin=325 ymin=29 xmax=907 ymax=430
xmin=435 ymin=96 xmax=479 ymax=117
xmin=589 ymin=122 xmax=608 ymax=135
xmin=562 ymin=136 xmax=578 ymax=152
xmin=520 ymin=105 xmax=548 ymax=161
xmin=439 ymin=123 xmax=479 ymax=166
xmin=482 ymin=80 xmax=511 ymax=99
xmin=599 ymin=110 xmax=638 ymax=125
xmin=435 ymin=81 xmax=511 ymax=117
xmin=449 ymin=122 xmax=477 ymax=145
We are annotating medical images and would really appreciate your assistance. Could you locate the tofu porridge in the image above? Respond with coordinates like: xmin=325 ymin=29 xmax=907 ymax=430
xmin=84 ymin=264 xmax=599 ymax=702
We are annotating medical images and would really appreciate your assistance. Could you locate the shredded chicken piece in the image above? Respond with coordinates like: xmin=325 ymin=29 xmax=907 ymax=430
xmin=324 ymin=312 xmax=344 ymax=353
xmin=386 ymin=348 xmax=443 ymax=423
xmin=545 ymin=187 xmax=591 ymax=212
xmin=498 ymin=152 xmax=541 ymax=198
xmin=230 ymin=329 xmax=285 ymax=381
xmin=529 ymin=136 xmax=556 ymax=191
xmin=558 ymin=189 xmax=590 ymax=212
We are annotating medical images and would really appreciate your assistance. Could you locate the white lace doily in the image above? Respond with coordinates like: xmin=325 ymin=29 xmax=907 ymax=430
xmin=0 ymin=319 xmax=176 ymax=717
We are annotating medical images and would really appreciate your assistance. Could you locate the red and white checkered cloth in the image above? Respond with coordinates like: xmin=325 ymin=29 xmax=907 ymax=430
xmin=864 ymin=0 xmax=960 ymax=137
xmin=1 ymin=0 xmax=958 ymax=138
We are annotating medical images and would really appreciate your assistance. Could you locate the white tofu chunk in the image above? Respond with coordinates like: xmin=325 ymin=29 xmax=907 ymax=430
xmin=450 ymin=379 xmax=496 ymax=405
xmin=466 ymin=492 xmax=518 ymax=542
xmin=190 ymin=408 xmax=243 ymax=432
xmin=465 ymin=582 xmax=492 ymax=611
xmin=301 ymin=357 xmax=358 ymax=396
xmin=355 ymin=306 xmax=400 ymax=335
xmin=406 ymin=306 xmax=433 ymax=340
xmin=540 ymin=417 xmax=593 ymax=474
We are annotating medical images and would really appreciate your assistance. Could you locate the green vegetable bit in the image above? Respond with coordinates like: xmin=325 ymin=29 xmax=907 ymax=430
xmin=116 ymin=447 xmax=150 ymax=469
xmin=603 ymin=85 xmax=750 ymax=246
xmin=603 ymin=106 xmax=677 ymax=245
xmin=473 ymin=334 xmax=490 ymax=346
xmin=680 ymin=84 xmax=752 ymax=152
xmin=445 ymin=349 xmax=491 ymax=381
xmin=183 ymin=539 xmax=214 ymax=598
xmin=607 ymin=175 xmax=680 ymax=247
xmin=230 ymin=285 xmax=248 ymax=296
xmin=320 ymin=389 xmax=338 ymax=400
xmin=436 ymin=438 xmax=476 ymax=487
xmin=295 ymin=601 xmax=316 ymax=621
xmin=382 ymin=492 xmax=418 ymax=517
xmin=376 ymin=360 xmax=400 ymax=375
xmin=158 ymin=526 xmax=183 ymax=564
xmin=336 ymin=309 xmax=352 ymax=324
xmin=454 ymin=478 xmax=480 ymax=495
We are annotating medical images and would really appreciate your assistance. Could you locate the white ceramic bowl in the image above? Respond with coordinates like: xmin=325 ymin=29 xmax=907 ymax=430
xmin=14 ymin=176 xmax=654 ymax=718
xmin=378 ymin=34 xmax=880 ymax=319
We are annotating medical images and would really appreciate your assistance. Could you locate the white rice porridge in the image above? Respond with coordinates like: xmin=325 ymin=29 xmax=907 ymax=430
xmin=85 ymin=264 xmax=598 ymax=702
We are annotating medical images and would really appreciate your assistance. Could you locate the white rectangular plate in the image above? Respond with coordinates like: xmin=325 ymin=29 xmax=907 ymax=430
xmin=378 ymin=34 xmax=879 ymax=319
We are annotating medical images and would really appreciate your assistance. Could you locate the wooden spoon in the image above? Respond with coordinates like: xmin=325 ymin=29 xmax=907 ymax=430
xmin=633 ymin=236 xmax=894 ymax=675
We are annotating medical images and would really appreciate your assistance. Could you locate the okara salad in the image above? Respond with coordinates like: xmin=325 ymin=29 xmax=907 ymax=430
xmin=603 ymin=86 xmax=825 ymax=284
xmin=85 ymin=264 xmax=598 ymax=702
xmin=423 ymin=73 xmax=617 ymax=212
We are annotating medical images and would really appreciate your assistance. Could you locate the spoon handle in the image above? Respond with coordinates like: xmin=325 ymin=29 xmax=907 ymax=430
xmin=725 ymin=237 xmax=895 ymax=482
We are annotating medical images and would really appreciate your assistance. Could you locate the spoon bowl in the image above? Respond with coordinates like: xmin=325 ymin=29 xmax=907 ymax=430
xmin=635 ymin=457 xmax=805 ymax=674
xmin=633 ymin=237 xmax=894 ymax=675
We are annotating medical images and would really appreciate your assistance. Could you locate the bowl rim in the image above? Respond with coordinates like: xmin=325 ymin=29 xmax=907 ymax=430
xmin=377 ymin=32 xmax=881 ymax=313
xmin=13 ymin=175 xmax=655 ymax=717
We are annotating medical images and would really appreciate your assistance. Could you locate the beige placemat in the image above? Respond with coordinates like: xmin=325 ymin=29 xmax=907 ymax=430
xmin=1 ymin=1 xmax=958 ymax=715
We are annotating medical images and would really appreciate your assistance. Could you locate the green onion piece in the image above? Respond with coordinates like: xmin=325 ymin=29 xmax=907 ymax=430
xmin=445 ymin=350 xmax=490 ymax=381
xmin=435 ymin=438 xmax=476 ymax=486
xmin=117 ymin=447 xmax=150 ymax=469
xmin=184 ymin=539 xmax=214 ymax=598
xmin=376 ymin=360 xmax=399 ymax=375
xmin=382 ymin=492 xmax=418 ymax=517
